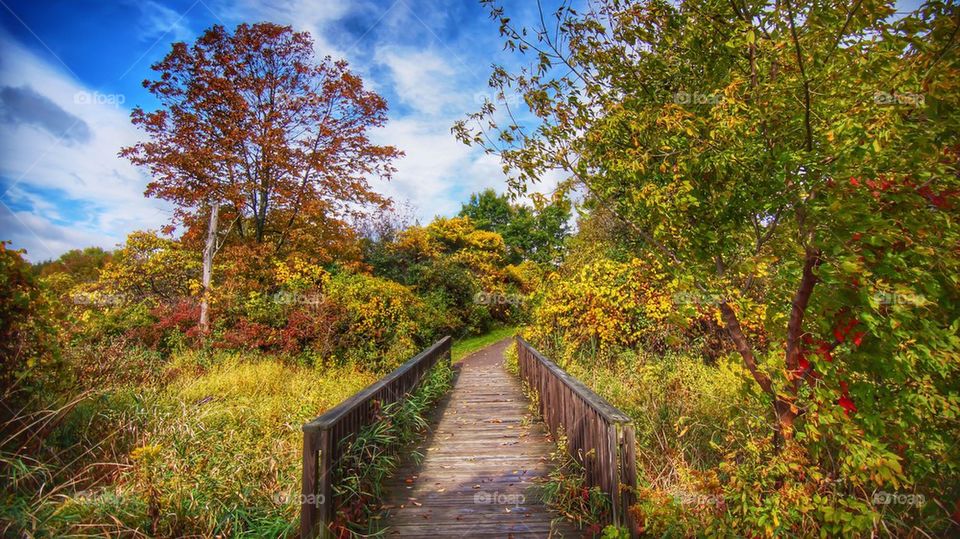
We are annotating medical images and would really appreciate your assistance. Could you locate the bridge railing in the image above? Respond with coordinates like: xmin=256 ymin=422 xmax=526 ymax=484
xmin=300 ymin=336 xmax=452 ymax=539
xmin=516 ymin=336 xmax=638 ymax=535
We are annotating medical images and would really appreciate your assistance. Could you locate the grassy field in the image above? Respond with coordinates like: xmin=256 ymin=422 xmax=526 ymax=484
xmin=451 ymin=326 xmax=518 ymax=362
xmin=3 ymin=351 xmax=378 ymax=537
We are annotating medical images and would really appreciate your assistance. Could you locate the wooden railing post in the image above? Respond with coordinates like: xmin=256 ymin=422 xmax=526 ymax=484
xmin=300 ymin=425 xmax=319 ymax=538
xmin=317 ymin=429 xmax=333 ymax=538
xmin=514 ymin=337 xmax=639 ymax=538
xmin=620 ymin=423 xmax=639 ymax=536
xmin=300 ymin=336 xmax=452 ymax=539
xmin=301 ymin=426 xmax=334 ymax=539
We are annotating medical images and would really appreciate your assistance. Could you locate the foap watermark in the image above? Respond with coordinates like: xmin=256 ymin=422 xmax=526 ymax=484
xmin=70 ymin=292 xmax=128 ymax=307
xmin=74 ymin=91 xmax=126 ymax=107
xmin=874 ymin=91 xmax=924 ymax=107
xmin=872 ymin=491 xmax=925 ymax=507
xmin=671 ymin=489 xmax=724 ymax=507
xmin=273 ymin=491 xmax=325 ymax=505
xmin=672 ymin=291 xmax=723 ymax=305
xmin=474 ymin=490 xmax=525 ymax=506
xmin=73 ymin=490 xmax=129 ymax=504
xmin=271 ymin=290 xmax=325 ymax=307
xmin=473 ymin=90 xmax=522 ymax=107
xmin=872 ymin=291 xmax=925 ymax=307
xmin=673 ymin=91 xmax=721 ymax=105
xmin=474 ymin=291 xmax=525 ymax=307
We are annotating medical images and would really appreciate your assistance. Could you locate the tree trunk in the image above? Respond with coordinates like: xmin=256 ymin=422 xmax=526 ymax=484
xmin=200 ymin=200 xmax=220 ymax=332
xmin=719 ymin=300 xmax=796 ymax=445
xmin=255 ymin=198 xmax=267 ymax=243
xmin=717 ymin=248 xmax=822 ymax=446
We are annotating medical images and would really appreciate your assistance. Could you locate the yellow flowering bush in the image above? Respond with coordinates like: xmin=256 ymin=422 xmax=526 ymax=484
xmin=326 ymin=272 xmax=439 ymax=372
xmin=531 ymin=257 xmax=678 ymax=356
xmin=273 ymin=257 xmax=330 ymax=293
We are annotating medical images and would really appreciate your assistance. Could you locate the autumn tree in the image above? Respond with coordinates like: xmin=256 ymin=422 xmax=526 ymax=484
xmin=459 ymin=0 xmax=959 ymax=528
xmin=122 ymin=23 xmax=400 ymax=330
xmin=33 ymin=247 xmax=112 ymax=283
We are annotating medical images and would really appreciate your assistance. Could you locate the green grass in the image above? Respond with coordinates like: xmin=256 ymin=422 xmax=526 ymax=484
xmin=451 ymin=326 xmax=518 ymax=362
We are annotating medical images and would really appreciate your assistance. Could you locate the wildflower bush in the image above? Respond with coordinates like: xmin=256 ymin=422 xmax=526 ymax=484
xmin=530 ymin=257 xmax=673 ymax=355
xmin=366 ymin=215 xmax=533 ymax=334
xmin=528 ymin=253 xmax=746 ymax=363
xmin=326 ymin=272 xmax=439 ymax=372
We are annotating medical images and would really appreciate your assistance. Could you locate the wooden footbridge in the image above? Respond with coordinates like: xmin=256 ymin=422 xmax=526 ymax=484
xmin=300 ymin=336 xmax=638 ymax=538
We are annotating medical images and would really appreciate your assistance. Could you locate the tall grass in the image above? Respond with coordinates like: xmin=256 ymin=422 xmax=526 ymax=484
xmin=539 ymin=431 xmax=613 ymax=536
xmin=2 ymin=350 xmax=376 ymax=537
xmin=332 ymin=360 xmax=454 ymax=537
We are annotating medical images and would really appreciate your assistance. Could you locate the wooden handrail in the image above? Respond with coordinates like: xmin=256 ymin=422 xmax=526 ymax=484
xmin=515 ymin=336 xmax=638 ymax=536
xmin=300 ymin=336 xmax=452 ymax=538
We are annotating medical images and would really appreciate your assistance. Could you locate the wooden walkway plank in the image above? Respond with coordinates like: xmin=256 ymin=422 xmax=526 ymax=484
xmin=378 ymin=339 xmax=581 ymax=538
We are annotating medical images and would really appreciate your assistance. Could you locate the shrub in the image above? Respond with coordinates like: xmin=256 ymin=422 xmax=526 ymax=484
xmin=124 ymin=299 xmax=201 ymax=351
xmin=95 ymin=231 xmax=199 ymax=305
xmin=529 ymin=257 xmax=674 ymax=358
xmin=326 ymin=272 xmax=439 ymax=372
xmin=0 ymin=243 xmax=62 ymax=408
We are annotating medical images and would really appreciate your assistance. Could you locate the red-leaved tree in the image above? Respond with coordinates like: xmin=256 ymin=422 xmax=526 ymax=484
xmin=121 ymin=23 xmax=401 ymax=330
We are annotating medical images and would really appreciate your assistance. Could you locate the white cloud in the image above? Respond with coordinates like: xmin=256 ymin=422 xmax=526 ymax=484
xmin=208 ymin=0 xmax=362 ymax=61
xmin=131 ymin=0 xmax=194 ymax=43
xmin=0 ymin=32 xmax=171 ymax=262
xmin=374 ymin=47 xmax=459 ymax=116
xmin=367 ymin=47 xmax=509 ymax=222
xmin=370 ymin=116 xmax=475 ymax=221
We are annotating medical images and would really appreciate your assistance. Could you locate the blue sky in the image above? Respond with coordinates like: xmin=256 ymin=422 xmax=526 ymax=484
xmin=0 ymin=0 xmax=556 ymax=262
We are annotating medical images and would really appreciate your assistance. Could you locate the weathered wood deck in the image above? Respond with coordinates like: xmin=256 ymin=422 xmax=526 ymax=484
xmin=377 ymin=339 xmax=580 ymax=538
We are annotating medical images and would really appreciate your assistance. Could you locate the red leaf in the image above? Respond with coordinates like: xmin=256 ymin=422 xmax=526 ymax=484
xmin=817 ymin=342 xmax=834 ymax=362
xmin=834 ymin=327 xmax=845 ymax=342
xmin=838 ymin=395 xmax=857 ymax=415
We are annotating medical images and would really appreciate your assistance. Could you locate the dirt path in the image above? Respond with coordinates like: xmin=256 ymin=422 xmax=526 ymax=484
xmin=378 ymin=338 xmax=580 ymax=537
